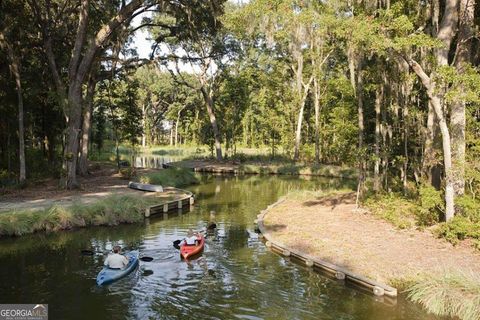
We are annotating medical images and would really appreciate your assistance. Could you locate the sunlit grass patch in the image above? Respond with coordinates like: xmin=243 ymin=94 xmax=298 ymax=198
xmin=0 ymin=195 xmax=159 ymax=237
xmin=236 ymin=163 xmax=357 ymax=178
xmin=138 ymin=167 xmax=199 ymax=188
xmin=363 ymin=193 xmax=418 ymax=229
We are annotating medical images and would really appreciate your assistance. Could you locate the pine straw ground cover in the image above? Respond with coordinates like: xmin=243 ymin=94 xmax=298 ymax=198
xmin=262 ymin=191 xmax=480 ymax=320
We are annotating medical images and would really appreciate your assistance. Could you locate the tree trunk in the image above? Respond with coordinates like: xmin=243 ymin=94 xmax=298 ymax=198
xmin=64 ymin=82 xmax=83 ymax=188
xmin=200 ymin=85 xmax=222 ymax=160
xmin=313 ymin=77 xmax=321 ymax=164
xmin=141 ymin=104 xmax=146 ymax=147
xmin=432 ymin=96 xmax=455 ymax=220
xmin=175 ymin=117 xmax=179 ymax=147
xmin=450 ymin=0 xmax=474 ymax=196
xmin=79 ymin=75 xmax=95 ymax=176
xmin=403 ymin=86 xmax=409 ymax=194
xmin=33 ymin=0 xmax=144 ymax=188
xmin=401 ymin=0 xmax=458 ymax=220
xmin=407 ymin=57 xmax=456 ymax=220
xmin=293 ymin=54 xmax=304 ymax=161
xmin=0 ymin=33 xmax=26 ymax=183
xmin=15 ymin=62 xmax=26 ymax=184
xmin=350 ymin=51 xmax=365 ymax=208
xmin=374 ymin=84 xmax=382 ymax=191
xmin=294 ymin=97 xmax=306 ymax=162
xmin=423 ymin=101 xmax=442 ymax=188
xmin=356 ymin=59 xmax=365 ymax=205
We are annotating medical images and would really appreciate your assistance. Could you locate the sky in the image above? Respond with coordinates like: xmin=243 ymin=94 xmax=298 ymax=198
xmin=130 ymin=14 xmax=200 ymax=73
xmin=130 ymin=0 xmax=248 ymax=72
xmin=131 ymin=14 xmax=155 ymax=59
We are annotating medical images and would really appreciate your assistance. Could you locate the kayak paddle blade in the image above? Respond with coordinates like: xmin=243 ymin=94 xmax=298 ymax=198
xmin=173 ymin=240 xmax=181 ymax=250
xmin=139 ymin=257 xmax=153 ymax=262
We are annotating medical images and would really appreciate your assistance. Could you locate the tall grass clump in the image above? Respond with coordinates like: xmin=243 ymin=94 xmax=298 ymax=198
xmin=0 ymin=195 xmax=157 ymax=237
xmin=408 ymin=271 xmax=480 ymax=320
xmin=139 ymin=167 xmax=199 ymax=188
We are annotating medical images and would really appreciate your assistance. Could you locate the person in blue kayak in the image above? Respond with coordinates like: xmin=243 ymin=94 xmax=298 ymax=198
xmin=104 ymin=246 xmax=129 ymax=269
xmin=180 ymin=229 xmax=199 ymax=246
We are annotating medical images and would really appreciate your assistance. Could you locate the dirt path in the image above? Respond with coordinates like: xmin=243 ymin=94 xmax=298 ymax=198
xmin=263 ymin=192 xmax=480 ymax=285
xmin=0 ymin=165 xmax=184 ymax=212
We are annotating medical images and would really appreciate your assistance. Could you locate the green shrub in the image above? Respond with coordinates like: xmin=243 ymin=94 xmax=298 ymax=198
xmin=408 ymin=271 xmax=480 ymax=320
xmin=138 ymin=168 xmax=199 ymax=188
xmin=364 ymin=193 xmax=417 ymax=229
xmin=88 ymin=151 xmax=115 ymax=162
xmin=435 ymin=216 xmax=480 ymax=245
xmin=229 ymin=152 xmax=248 ymax=163
xmin=417 ymin=185 xmax=443 ymax=226
xmin=456 ymin=195 xmax=480 ymax=222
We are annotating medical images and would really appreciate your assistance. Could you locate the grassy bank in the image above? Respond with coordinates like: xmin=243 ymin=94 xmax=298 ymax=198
xmin=0 ymin=195 xmax=160 ymax=237
xmin=169 ymin=159 xmax=357 ymax=179
xmin=238 ymin=163 xmax=357 ymax=178
xmin=138 ymin=167 xmax=199 ymax=188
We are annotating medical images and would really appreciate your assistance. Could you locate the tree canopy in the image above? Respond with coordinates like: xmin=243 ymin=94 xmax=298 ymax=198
xmin=0 ymin=0 xmax=479 ymax=221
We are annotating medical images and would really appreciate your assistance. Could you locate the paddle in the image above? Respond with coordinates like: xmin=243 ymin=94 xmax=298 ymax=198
xmin=81 ymin=249 xmax=95 ymax=256
xmin=139 ymin=257 xmax=154 ymax=262
xmin=206 ymin=222 xmax=217 ymax=230
xmin=173 ymin=240 xmax=182 ymax=250
xmin=80 ymin=249 xmax=153 ymax=262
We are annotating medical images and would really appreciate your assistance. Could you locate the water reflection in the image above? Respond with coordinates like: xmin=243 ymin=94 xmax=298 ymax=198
xmin=0 ymin=175 xmax=438 ymax=320
xmin=134 ymin=155 xmax=180 ymax=169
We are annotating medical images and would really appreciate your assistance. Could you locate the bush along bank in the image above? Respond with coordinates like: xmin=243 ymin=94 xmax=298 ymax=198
xmin=138 ymin=167 xmax=199 ymax=188
xmin=0 ymin=195 xmax=161 ymax=237
xmin=364 ymin=185 xmax=480 ymax=248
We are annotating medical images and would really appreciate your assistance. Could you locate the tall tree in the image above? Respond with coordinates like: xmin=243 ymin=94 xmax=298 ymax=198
xmin=398 ymin=0 xmax=459 ymax=220
xmin=0 ymin=33 xmax=26 ymax=183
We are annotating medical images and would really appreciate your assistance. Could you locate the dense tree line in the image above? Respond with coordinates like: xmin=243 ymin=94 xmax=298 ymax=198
xmin=0 ymin=0 xmax=224 ymax=188
xmin=1 ymin=0 xmax=479 ymax=221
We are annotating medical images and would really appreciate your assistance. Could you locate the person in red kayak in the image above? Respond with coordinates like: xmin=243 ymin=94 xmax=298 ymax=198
xmin=104 ymin=246 xmax=129 ymax=269
xmin=180 ymin=229 xmax=199 ymax=246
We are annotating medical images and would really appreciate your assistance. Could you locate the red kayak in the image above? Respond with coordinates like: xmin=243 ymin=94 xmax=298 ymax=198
xmin=180 ymin=235 xmax=205 ymax=260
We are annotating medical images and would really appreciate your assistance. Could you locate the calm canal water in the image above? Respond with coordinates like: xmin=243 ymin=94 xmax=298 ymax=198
xmin=0 ymin=174 xmax=439 ymax=319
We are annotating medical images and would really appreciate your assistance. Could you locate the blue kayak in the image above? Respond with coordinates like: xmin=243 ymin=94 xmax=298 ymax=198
xmin=96 ymin=251 xmax=139 ymax=285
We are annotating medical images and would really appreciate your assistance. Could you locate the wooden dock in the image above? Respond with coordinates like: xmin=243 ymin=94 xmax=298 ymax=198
xmin=142 ymin=186 xmax=195 ymax=218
